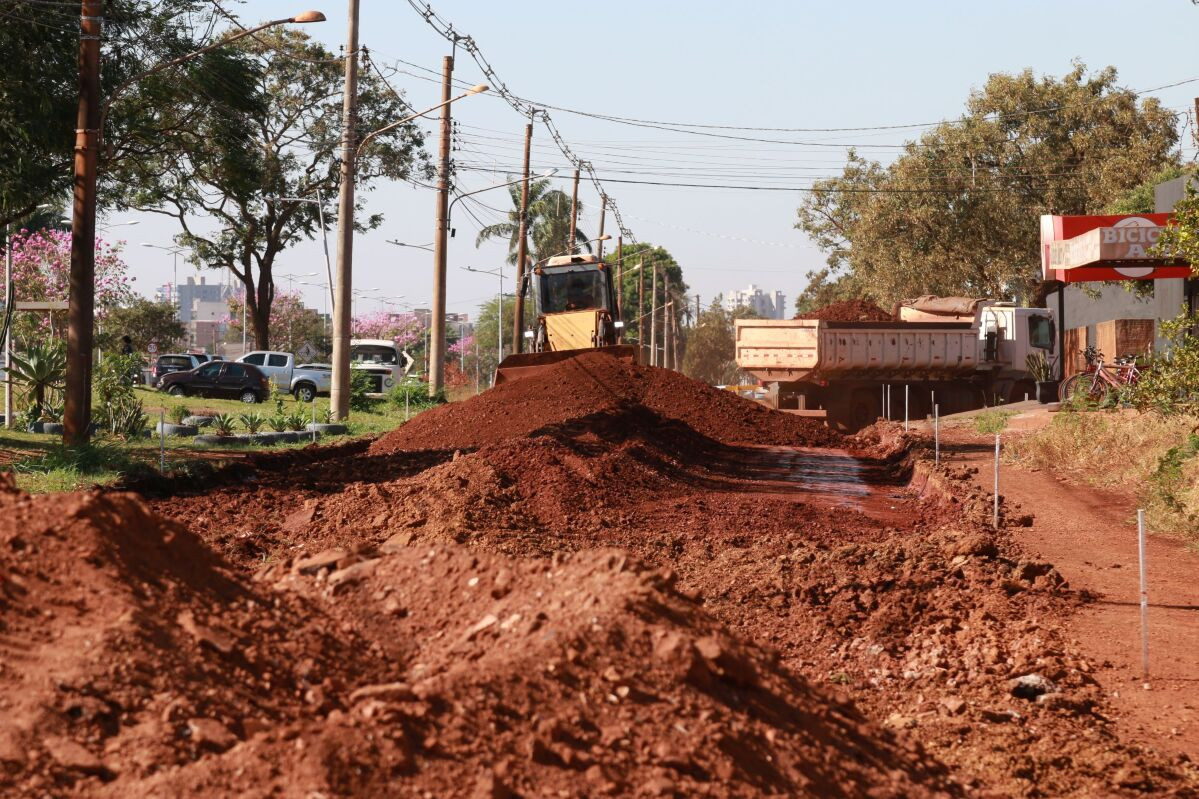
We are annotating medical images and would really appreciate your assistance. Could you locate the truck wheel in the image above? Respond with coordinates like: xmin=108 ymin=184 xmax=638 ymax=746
xmin=294 ymin=383 xmax=316 ymax=403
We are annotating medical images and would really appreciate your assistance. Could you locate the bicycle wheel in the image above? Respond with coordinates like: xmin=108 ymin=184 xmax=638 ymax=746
xmin=1061 ymin=373 xmax=1109 ymax=405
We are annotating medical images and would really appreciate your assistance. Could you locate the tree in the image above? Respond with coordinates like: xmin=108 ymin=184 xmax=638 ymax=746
xmin=131 ymin=30 xmax=429 ymax=349
xmin=351 ymin=310 xmax=424 ymax=350
xmin=96 ymin=298 xmax=186 ymax=354
xmin=475 ymin=178 xmax=591 ymax=266
xmin=608 ymin=242 xmax=687 ymax=347
xmin=471 ymin=295 xmax=534 ymax=378
xmin=5 ymin=228 xmax=133 ymax=345
xmin=681 ymin=300 xmax=758 ymax=385
xmin=0 ymin=1 xmax=260 ymax=228
xmin=227 ymin=291 xmax=327 ymax=355
xmin=796 ymin=63 xmax=1179 ymax=306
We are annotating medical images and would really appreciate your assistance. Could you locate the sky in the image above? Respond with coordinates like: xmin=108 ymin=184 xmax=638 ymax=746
xmin=116 ymin=0 xmax=1199 ymax=321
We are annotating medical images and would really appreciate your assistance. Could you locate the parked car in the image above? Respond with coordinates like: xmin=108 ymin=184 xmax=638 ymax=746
xmin=237 ymin=350 xmax=331 ymax=402
xmin=157 ymin=361 xmax=269 ymax=403
xmin=151 ymin=353 xmax=205 ymax=385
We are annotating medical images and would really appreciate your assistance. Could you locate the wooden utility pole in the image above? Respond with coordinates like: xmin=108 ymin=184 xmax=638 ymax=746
xmin=662 ymin=272 xmax=672 ymax=370
xmin=64 ymin=0 xmax=103 ymax=444
xmin=695 ymin=293 xmax=700 ymax=326
xmin=512 ymin=117 xmax=533 ymax=353
xmin=614 ymin=234 xmax=623 ymax=331
xmin=650 ymin=264 xmax=658 ymax=367
xmin=568 ymin=168 xmax=580 ymax=252
xmin=330 ymin=0 xmax=360 ymax=420
xmin=637 ymin=260 xmax=644 ymax=361
xmin=428 ymin=54 xmax=454 ymax=396
xmin=596 ymin=195 xmax=606 ymax=261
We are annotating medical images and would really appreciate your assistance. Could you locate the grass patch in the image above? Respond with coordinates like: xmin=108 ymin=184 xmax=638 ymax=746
xmin=10 ymin=441 xmax=135 ymax=493
xmin=1006 ymin=409 xmax=1199 ymax=538
xmin=972 ymin=409 xmax=1017 ymax=435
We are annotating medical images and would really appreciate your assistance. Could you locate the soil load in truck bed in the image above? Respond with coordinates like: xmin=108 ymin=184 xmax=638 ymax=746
xmin=796 ymin=299 xmax=894 ymax=322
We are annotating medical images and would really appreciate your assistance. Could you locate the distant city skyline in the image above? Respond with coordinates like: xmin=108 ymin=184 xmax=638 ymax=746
xmin=725 ymin=285 xmax=787 ymax=320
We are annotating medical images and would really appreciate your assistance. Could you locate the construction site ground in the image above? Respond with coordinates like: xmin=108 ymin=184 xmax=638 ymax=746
xmin=2 ymin=354 xmax=1197 ymax=797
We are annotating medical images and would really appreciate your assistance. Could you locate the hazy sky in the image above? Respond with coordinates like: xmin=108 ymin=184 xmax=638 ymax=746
xmin=117 ymin=0 xmax=1199 ymax=320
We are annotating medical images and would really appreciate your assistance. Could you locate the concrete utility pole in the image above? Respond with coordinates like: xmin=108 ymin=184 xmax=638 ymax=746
xmin=428 ymin=54 xmax=453 ymax=397
xmin=614 ymin=234 xmax=623 ymax=328
xmin=64 ymin=0 xmax=103 ymax=445
xmin=512 ymin=118 xmax=532 ymax=353
xmin=568 ymin=168 xmax=580 ymax=253
xmin=650 ymin=264 xmax=658 ymax=367
xmin=330 ymin=0 xmax=360 ymax=420
xmin=663 ymin=271 xmax=672 ymax=370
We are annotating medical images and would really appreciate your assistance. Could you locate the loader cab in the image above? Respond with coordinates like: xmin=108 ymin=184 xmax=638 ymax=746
xmin=524 ymin=254 xmax=621 ymax=352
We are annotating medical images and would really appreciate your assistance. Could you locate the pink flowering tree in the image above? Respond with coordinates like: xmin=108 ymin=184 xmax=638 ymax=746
xmin=6 ymin=228 xmax=134 ymax=346
xmin=351 ymin=310 xmax=424 ymax=349
xmin=227 ymin=290 xmax=327 ymax=355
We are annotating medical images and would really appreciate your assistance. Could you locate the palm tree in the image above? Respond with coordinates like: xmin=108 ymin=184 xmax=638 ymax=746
xmin=9 ymin=342 xmax=66 ymax=419
xmin=475 ymin=177 xmax=591 ymax=267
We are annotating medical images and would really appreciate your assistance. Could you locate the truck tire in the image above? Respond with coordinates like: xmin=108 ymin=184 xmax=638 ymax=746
xmin=293 ymin=382 xmax=316 ymax=403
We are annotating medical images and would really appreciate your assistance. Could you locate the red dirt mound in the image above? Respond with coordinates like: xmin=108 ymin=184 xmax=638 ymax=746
xmin=181 ymin=544 xmax=957 ymax=798
xmin=797 ymin=299 xmax=893 ymax=322
xmin=370 ymin=351 xmax=840 ymax=454
xmin=0 ymin=481 xmax=385 ymax=796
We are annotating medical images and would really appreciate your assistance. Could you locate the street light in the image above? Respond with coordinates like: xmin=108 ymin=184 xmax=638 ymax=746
xmin=385 ymin=240 xmax=434 ymax=252
xmin=66 ymin=9 xmax=326 ymax=445
xmin=462 ymin=265 xmax=505 ymax=367
xmin=331 ymin=82 xmax=490 ymax=420
xmin=266 ymin=193 xmax=334 ymax=313
xmin=139 ymin=242 xmax=186 ymax=309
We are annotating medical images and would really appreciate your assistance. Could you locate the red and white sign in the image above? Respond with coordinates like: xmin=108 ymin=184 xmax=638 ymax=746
xmin=1040 ymin=213 xmax=1190 ymax=283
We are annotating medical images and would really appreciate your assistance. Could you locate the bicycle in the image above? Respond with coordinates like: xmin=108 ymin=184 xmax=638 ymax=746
xmin=1059 ymin=347 xmax=1142 ymax=404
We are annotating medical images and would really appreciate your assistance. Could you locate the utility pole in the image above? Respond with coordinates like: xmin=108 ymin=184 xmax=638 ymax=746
xmin=614 ymin=234 xmax=623 ymax=329
xmin=568 ymin=168 xmax=580 ymax=253
xmin=695 ymin=293 xmax=700 ymax=327
xmin=512 ymin=117 xmax=532 ymax=353
xmin=4 ymin=224 xmax=11 ymax=429
xmin=596 ymin=196 xmax=606 ymax=262
xmin=637 ymin=262 xmax=644 ymax=362
xmin=650 ymin=264 xmax=658 ymax=367
xmin=663 ymin=270 xmax=672 ymax=369
xmin=330 ymin=0 xmax=360 ymax=420
xmin=429 ymin=54 xmax=453 ymax=396
xmin=64 ymin=0 xmax=103 ymax=445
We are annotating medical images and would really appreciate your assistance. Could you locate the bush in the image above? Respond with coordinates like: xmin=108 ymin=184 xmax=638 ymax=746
xmin=211 ymin=413 xmax=237 ymax=436
xmin=168 ymin=404 xmax=191 ymax=425
xmin=106 ymin=394 xmax=148 ymax=439
xmin=1128 ymin=311 xmax=1199 ymax=415
xmin=268 ymin=415 xmax=289 ymax=433
xmin=94 ymin=352 xmax=142 ymax=432
xmin=285 ymin=411 xmax=308 ymax=432
xmin=386 ymin=381 xmax=445 ymax=411
xmin=349 ymin=369 xmax=376 ymax=412
xmin=238 ymin=412 xmax=266 ymax=434
xmin=972 ymin=409 xmax=1016 ymax=435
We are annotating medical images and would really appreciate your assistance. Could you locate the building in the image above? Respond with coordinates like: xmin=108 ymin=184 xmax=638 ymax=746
xmin=724 ymin=284 xmax=787 ymax=319
xmin=175 ymin=276 xmax=232 ymax=323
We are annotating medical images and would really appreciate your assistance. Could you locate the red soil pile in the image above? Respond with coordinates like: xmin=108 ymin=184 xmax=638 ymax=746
xmin=797 ymin=299 xmax=893 ymax=322
xmin=370 ymin=351 xmax=841 ymax=454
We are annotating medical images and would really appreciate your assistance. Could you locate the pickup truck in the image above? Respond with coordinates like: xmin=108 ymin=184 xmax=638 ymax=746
xmin=735 ymin=298 xmax=1056 ymax=432
xmin=236 ymin=351 xmax=331 ymax=402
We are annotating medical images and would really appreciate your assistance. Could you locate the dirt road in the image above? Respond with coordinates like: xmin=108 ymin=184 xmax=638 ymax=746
xmin=944 ymin=424 xmax=1199 ymax=760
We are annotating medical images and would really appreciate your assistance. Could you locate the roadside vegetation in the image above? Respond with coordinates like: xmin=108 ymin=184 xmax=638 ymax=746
xmin=1007 ymin=311 xmax=1199 ymax=540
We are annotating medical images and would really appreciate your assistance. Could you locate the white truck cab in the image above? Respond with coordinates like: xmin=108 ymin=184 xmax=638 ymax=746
xmin=349 ymin=339 xmax=414 ymax=396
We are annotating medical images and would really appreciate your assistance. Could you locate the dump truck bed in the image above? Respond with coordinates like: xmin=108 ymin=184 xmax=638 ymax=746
xmin=735 ymin=318 xmax=979 ymax=382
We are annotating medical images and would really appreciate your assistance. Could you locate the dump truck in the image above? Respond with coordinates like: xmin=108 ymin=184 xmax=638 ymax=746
xmin=494 ymin=253 xmax=636 ymax=383
xmin=735 ymin=297 xmax=1057 ymax=431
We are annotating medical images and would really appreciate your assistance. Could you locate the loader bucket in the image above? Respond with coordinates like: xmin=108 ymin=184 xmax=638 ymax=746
xmin=493 ymin=345 xmax=639 ymax=385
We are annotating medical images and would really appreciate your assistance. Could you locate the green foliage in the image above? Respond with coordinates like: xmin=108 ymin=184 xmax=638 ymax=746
xmin=1108 ymin=164 xmax=1192 ymax=214
xmin=349 ymin=369 xmax=376 ymax=412
xmin=1148 ymin=433 xmax=1199 ymax=520
xmin=972 ymin=409 xmax=1016 ymax=435
xmin=285 ymin=411 xmax=308 ymax=432
xmin=41 ymin=402 xmax=63 ymax=424
xmin=168 ymin=404 xmax=191 ymax=425
xmin=268 ymin=381 xmax=287 ymax=417
xmin=268 ymin=414 xmax=289 ymax=433
xmin=10 ymin=341 xmax=66 ymax=417
xmin=609 ymin=242 xmax=687 ymax=349
xmin=796 ymin=63 xmax=1179 ymax=305
xmin=96 ymin=298 xmax=186 ymax=354
xmin=238 ymin=412 xmax=266 ymax=434
xmin=106 ymin=395 xmax=149 ymax=439
xmin=323 ymin=406 xmax=335 ymax=424
xmin=474 ymin=178 xmax=592 ymax=267
xmin=386 ymin=381 xmax=444 ymax=410
xmin=12 ymin=441 xmax=135 ymax=479
xmin=1025 ymin=351 xmax=1051 ymax=383
xmin=680 ymin=300 xmax=746 ymax=385
xmin=211 ymin=413 xmax=237 ymax=436
xmin=1125 ymin=311 xmax=1199 ymax=415
xmin=93 ymin=352 xmax=142 ymax=433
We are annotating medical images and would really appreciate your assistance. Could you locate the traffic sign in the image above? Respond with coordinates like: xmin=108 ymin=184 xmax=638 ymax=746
xmin=296 ymin=342 xmax=317 ymax=361
xmin=147 ymin=341 xmax=158 ymax=354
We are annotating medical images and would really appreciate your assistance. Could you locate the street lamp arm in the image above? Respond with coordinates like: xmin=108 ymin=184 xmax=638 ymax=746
xmin=356 ymin=84 xmax=488 ymax=158
xmin=448 ymin=170 xmax=554 ymax=218
xmin=99 ymin=12 xmax=325 ymax=139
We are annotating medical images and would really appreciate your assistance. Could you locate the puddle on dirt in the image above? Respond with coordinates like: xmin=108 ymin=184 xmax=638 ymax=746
xmin=719 ymin=445 xmax=910 ymax=520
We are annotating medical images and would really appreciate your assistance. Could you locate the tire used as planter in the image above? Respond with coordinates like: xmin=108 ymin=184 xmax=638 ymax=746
xmin=1035 ymin=380 xmax=1059 ymax=404
xmin=193 ymin=434 xmax=244 ymax=446
xmin=155 ymin=422 xmax=199 ymax=437
xmin=306 ymin=423 xmax=347 ymax=436
xmin=42 ymin=422 xmax=64 ymax=435
xmin=182 ymin=415 xmax=214 ymax=427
